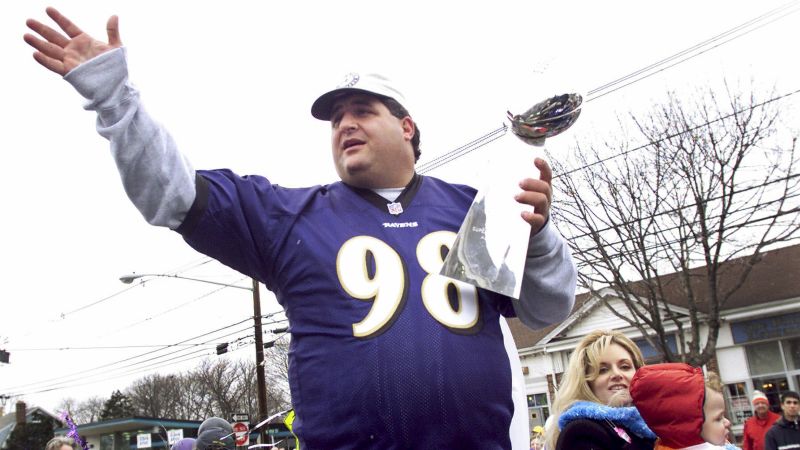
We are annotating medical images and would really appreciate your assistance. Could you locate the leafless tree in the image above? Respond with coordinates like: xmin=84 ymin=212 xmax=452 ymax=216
xmin=115 ymin=351 xmax=290 ymax=421
xmin=552 ymin=84 xmax=799 ymax=366
xmin=128 ymin=374 xmax=182 ymax=418
xmin=56 ymin=396 xmax=106 ymax=424
xmin=264 ymin=335 xmax=291 ymax=411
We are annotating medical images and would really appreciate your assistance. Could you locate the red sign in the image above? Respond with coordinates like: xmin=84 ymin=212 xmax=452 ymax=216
xmin=232 ymin=422 xmax=249 ymax=446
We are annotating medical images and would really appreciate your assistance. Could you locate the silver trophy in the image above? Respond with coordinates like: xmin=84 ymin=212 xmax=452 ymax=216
xmin=440 ymin=93 xmax=582 ymax=298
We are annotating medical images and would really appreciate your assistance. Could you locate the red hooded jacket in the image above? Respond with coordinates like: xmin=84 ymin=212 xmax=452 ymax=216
xmin=630 ymin=363 xmax=707 ymax=448
xmin=742 ymin=410 xmax=780 ymax=450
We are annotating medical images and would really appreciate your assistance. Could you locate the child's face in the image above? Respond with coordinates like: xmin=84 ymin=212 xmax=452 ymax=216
xmin=701 ymin=389 xmax=731 ymax=445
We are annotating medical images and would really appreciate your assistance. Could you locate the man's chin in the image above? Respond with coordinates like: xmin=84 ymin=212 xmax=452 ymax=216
xmin=339 ymin=166 xmax=375 ymax=188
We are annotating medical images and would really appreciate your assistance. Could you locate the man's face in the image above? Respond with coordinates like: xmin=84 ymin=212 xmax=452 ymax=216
xmin=781 ymin=396 xmax=800 ymax=421
xmin=754 ymin=401 xmax=769 ymax=417
xmin=329 ymin=94 xmax=415 ymax=188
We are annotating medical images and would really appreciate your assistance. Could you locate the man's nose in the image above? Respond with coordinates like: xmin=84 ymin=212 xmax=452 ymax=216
xmin=337 ymin=113 xmax=358 ymax=133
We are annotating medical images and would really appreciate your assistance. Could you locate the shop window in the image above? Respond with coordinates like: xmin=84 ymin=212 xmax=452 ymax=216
xmin=783 ymin=337 xmax=800 ymax=371
xmin=99 ymin=434 xmax=114 ymax=450
xmin=527 ymin=393 xmax=548 ymax=408
xmin=723 ymin=382 xmax=752 ymax=426
xmin=634 ymin=335 xmax=678 ymax=364
xmin=746 ymin=341 xmax=784 ymax=375
xmin=752 ymin=376 xmax=790 ymax=414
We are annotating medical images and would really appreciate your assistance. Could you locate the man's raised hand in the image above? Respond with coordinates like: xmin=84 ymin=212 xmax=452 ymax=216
xmin=24 ymin=7 xmax=121 ymax=76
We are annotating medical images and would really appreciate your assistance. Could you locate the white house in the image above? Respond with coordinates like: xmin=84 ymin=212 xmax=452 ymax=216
xmin=508 ymin=244 xmax=800 ymax=442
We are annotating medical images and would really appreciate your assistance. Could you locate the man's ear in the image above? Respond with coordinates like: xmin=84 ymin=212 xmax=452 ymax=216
xmin=401 ymin=116 xmax=415 ymax=141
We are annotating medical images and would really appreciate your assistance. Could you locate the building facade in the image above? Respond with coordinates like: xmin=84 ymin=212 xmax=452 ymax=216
xmin=509 ymin=244 xmax=800 ymax=442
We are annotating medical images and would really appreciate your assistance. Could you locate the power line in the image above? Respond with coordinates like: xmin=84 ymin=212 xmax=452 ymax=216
xmin=7 ymin=316 xmax=288 ymax=352
xmin=569 ymin=207 xmax=800 ymax=269
xmin=95 ymin=276 xmax=249 ymax=338
xmin=13 ymin=351 xmax=214 ymax=396
xmin=0 ymin=326 xmax=254 ymax=397
xmin=7 ymin=344 xmax=205 ymax=351
xmin=55 ymin=258 xmax=217 ymax=321
xmin=2 ymin=313 xmax=288 ymax=396
xmin=417 ymin=125 xmax=507 ymax=174
xmin=557 ymin=173 xmax=800 ymax=240
xmin=556 ymin=88 xmax=800 ymax=179
xmin=56 ymin=284 xmax=139 ymax=319
xmin=417 ymin=3 xmax=798 ymax=176
xmin=586 ymin=0 xmax=800 ymax=101
xmin=4 ymin=319 xmax=290 ymax=397
xmin=0 ymin=317 xmax=254 ymax=392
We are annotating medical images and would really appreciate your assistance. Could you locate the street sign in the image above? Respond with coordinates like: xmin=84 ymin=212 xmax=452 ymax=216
xmin=167 ymin=429 xmax=183 ymax=445
xmin=231 ymin=413 xmax=249 ymax=422
xmin=137 ymin=433 xmax=152 ymax=449
xmin=232 ymin=422 xmax=249 ymax=447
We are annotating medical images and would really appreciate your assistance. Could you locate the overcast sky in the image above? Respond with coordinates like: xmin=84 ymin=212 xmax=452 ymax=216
xmin=1 ymin=0 xmax=798 ymax=415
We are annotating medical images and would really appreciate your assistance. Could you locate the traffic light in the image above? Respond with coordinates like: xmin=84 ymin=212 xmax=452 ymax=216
xmin=0 ymin=350 xmax=9 ymax=364
xmin=216 ymin=343 xmax=229 ymax=355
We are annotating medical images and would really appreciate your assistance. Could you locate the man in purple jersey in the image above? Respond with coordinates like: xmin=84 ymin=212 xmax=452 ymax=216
xmin=25 ymin=8 xmax=577 ymax=449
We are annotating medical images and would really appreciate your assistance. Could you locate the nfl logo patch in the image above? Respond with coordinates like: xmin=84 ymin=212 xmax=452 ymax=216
xmin=387 ymin=202 xmax=403 ymax=215
xmin=338 ymin=73 xmax=360 ymax=88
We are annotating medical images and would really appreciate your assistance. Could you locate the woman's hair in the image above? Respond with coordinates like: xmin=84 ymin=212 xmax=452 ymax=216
xmin=45 ymin=436 xmax=78 ymax=450
xmin=545 ymin=330 xmax=645 ymax=449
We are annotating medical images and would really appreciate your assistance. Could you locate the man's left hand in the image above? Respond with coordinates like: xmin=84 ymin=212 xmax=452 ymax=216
xmin=515 ymin=157 xmax=552 ymax=235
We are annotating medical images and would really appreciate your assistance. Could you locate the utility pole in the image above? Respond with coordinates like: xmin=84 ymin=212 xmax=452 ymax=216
xmin=251 ymin=278 xmax=269 ymax=444
xmin=119 ymin=273 xmax=271 ymax=443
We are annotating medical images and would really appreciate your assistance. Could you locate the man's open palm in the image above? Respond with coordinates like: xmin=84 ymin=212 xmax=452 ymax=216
xmin=24 ymin=7 xmax=121 ymax=76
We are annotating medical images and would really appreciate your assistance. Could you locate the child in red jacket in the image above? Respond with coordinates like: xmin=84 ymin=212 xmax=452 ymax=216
xmin=630 ymin=363 xmax=738 ymax=450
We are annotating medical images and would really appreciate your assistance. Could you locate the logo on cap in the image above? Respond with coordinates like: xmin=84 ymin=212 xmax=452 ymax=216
xmin=337 ymin=73 xmax=360 ymax=88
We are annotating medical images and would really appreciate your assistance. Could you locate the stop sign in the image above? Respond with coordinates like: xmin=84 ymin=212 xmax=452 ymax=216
xmin=232 ymin=422 xmax=249 ymax=447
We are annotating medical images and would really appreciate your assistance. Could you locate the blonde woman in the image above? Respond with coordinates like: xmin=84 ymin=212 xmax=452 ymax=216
xmin=547 ymin=330 xmax=656 ymax=450
xmin=45 ymin=437 xmax=79 ymax=450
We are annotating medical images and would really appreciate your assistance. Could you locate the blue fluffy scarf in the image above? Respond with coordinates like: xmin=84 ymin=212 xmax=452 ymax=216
xmin=559 ymin=401 xmax=658 ymax=440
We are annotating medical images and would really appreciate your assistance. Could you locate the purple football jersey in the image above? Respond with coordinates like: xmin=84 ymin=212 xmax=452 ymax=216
xmin=178 ymin=170 xmax=518 ymax=449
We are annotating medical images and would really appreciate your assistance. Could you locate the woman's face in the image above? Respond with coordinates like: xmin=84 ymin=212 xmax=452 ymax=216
xmin=588 ymin=343 xmax=636 ymax=405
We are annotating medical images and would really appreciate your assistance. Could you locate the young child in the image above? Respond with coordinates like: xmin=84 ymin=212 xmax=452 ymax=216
xmin=629 ymin=363 xmax=738 ymax=450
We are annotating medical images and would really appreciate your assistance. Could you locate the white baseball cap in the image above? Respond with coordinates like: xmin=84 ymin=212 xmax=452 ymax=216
xmin=311 ymin=72 xmax=407 ymax=121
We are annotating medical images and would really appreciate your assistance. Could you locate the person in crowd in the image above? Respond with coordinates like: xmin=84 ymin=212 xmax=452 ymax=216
xmin=24 ymin=7 xmax=577 ymax=449
xmin=764 ymin=391 xmax=800 ymax=450
xmin=547 ymin=330 xmax=656 ymax=450
xmin=170 ymin=437 xmax=196 ymax=450
xmin=197 ymin=417 xmax=233 ymax=437
xmin=45 ymin=437 xmax=79 ymax=450
xmin=195 ymin=417 xmax=235 ymax=450
xmin=743 ymin=390 xmax=780 ymax=450
xmin=531 ymin=425 xmax=545 ymax=450
xmin=630 ymin=363 xmax=737 ymax=450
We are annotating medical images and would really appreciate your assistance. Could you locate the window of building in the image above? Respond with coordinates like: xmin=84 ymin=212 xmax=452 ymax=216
xmin=634 ymin=335 xmax=679 ymax=364
xmin=783 ymin=337 xmax=800 ymax=371
xmin=742 ymin=337 xmax=800 ymax=416
xmin=723 ymin=382 xmax=752 ymax=426
xmin=732 ymin=313 xmax=800 ymax=414
xmin=752 ymin=376 xmax=790 ymax=414
xmin=99 ymin=434 xmax=114 ymax=450
xmin=527 ymin=393 xmax=548 ymax=408
xmin=746 ymin=341 xmax=784 ymax=376
xmin=527 ymin=393 xmax=550 ymax=429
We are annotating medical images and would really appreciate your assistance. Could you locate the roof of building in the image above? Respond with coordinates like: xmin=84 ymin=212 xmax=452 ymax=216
xmin=0 ymin=406 xmax=62 ymax=449
xmin=509 ymin=243 xmax=800 ymax=350
xmin=54 ymin=416 xmax=203 ymax=437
